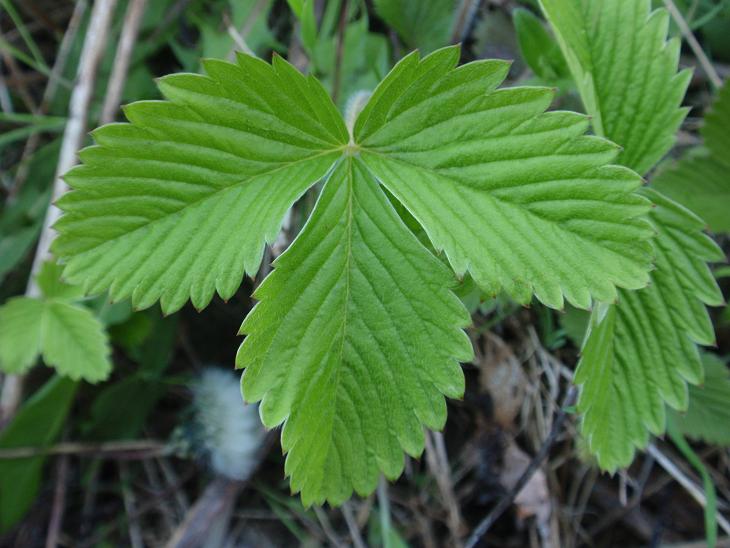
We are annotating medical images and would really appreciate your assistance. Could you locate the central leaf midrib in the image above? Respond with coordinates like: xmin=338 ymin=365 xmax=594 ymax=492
xmin=318 ymin=156 xmax=441 ymax=467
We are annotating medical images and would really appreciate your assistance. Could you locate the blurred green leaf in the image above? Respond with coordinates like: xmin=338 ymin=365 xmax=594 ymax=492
xmin=0 ymin=227 xmax=39 ymax=284
xmin=287 ymin=0 xmax=305 ymax=18
xmin=84 ymin=376 xmax=165 ymax=440
xmin=0 ymin=376 xmax=78 ymax=533
xmin=93 ymin=299 xmax=134 ymax=327
xmin=652 ymin=152 xmax=730 ymax=233
xmin=36 ymin=261 xmax=85 ymax=301
xmin=513 ymin=8 xmax=568 ymax=80
xmin=300 ymin=0 xmax=318 ymax=52
xmin=667 ymin=419 xmax=719 ymax=548
xmin=0 ymin=140 xmax=58 ymax=285
xmin=559 ymin=305 xmax=590 ymax=347
xmin=652 ymin=80 xmax=730 ymax=233
xmin=84 ymin=314 xmax=177 ymax=440
xmin=668 ymin=353 xmax=730 ymax=446
xmin=374 ymin=0 xmax=456 ymax=54
xmin=0 ymin=114 xmax=66 ymax=149
xmin=108 ymin=312 xmax=153 ymax=350
xmin=311 ymin=15 xmax=389 ymax=107
xmin=0 ymin=296 xmax=112 ymax=381
xmin=199 ymin=0 xmax=278 ymax=60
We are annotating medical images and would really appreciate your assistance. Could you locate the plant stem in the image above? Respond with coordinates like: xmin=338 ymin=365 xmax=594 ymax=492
xmin=100 ymin=0 xmax=147 ymax=124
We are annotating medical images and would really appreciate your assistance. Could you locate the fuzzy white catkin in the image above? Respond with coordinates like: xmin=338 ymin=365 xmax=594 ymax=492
xmin=193 ymin=368 xmax=266 ymax=481
xmin=345 ymin=90 xmax=372 ymax=135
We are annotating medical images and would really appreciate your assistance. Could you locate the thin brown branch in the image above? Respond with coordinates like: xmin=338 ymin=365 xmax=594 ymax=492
xmin=314 ymin=506 xmax=346 ymax=548
xmin=0 ymin=439 xmax=168 ymax=459
xmin=647 ymin=443 xmax=730 ymax=536
xmin=342 ymin=502 xmax=367 ymax=548
xmin=451 ymin=0 xmax=482 ymax=44
xmin=165 ymin=477 xmax=243 ymax=548
xmin=424 ymin=430 xmax=465 ymax=545
xmin=100 ymin=0 xmax=147 ymax=124
xmin=120 ymin=462 xmax=145 ymax=548
xmin=45 ymin=453 xmax=70 ymax=548
xmin=663 ymin=0 xmax=723 ymax=89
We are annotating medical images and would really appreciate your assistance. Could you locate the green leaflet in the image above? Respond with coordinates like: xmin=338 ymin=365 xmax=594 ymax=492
xmin=357 ymin=49 xmax=652 ymax=310
xmin=0 ymin=262 xmax=111 ymax=382
xmin=238 ymin=158 xmax=472 ymax=505
xmin=540 ymin=0 xmax=690 ymax=175
xmin=576 ymin=190 xmax=723 ymax=469
xmin=653 ymin=80 xmax=730 ymax=234
xmin=668 ymin=353 xmax=730 ymax=447
xmin=55 ymin=46 xmax=655 ymax=504
xmin=53 ymin=53 xmax=348 ymax=314
xmin=541 ymin=0 xmax=724 ymax=470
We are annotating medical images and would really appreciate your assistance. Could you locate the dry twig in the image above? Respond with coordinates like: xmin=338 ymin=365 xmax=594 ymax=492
xmin=424 ymin=430 xmax=465 ymax=544
xmin=342 ymin=502 xmax=367 ymax=548
xmin=648 ymin=443 xmax=730 ymax=536
xmin=100 ymin=0 xmax=147 ymax=124
xmin=663 ymin=0 xmax=723 ymax=89
xmin=45 ymin=453 xmax=70 ymax=548
xmin=0 ymin=439 xmax=167 ymax=459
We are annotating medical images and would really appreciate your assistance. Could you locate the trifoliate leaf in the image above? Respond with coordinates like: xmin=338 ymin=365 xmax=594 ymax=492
xmin=542 ymin=0 xmax=723 ymax=470
xmin=357 ymin=48 xmax=653 ymax=310
xmin=651 ymin=81 xmax=730 ymax=234
xmin=575 ymin=190 xmax=723 ymax=469
xmin=238 ymin=158 xmax=473 ymax=505
xmin=53 ymin=53 xmax=348 ymax=314
xmin=0 ymin=297 xmax=111 ymax=382
xmin=540 ymin=0 xmax=690 ymax=175
xmin=668 ymin=353 xmax=730 ymax=446
xmin=55 ymin=46 xmax=656 ymax=504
